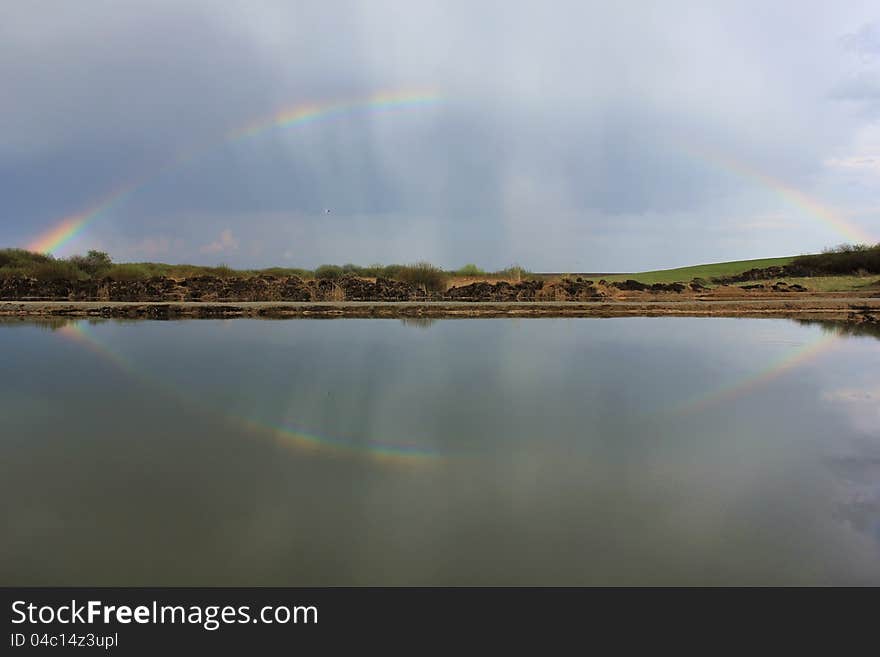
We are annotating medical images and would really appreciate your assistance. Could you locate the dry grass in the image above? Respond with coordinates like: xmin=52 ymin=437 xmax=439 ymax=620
xmin=446 ymin=275 xmax=524 ymax=287
xmin=327 ymin=284 xmax=345 ymax=301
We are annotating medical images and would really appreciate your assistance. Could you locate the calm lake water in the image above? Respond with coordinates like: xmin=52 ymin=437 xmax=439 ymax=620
xmin=2 ymin=317 xmax=879 ymax=585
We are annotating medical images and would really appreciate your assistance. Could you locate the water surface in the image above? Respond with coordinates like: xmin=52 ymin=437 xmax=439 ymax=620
xmin=2 ymin=317 xmax=879 ymax=585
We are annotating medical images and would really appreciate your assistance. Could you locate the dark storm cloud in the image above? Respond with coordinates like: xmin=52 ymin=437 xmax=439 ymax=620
xmin=1 ymin=5 xmax=269 ymax=155
xmin=2 ymin=1 xmax=879 ymax=270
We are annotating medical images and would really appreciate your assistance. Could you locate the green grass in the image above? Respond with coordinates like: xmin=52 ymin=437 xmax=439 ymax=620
xmin=733 ymin=275 xmax=880 ymax=293
xmin=599 ymin=256 xmax=796 ymax=284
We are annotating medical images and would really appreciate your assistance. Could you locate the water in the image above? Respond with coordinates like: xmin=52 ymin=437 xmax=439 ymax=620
xmin=2 ymin=317 xmax=879 ymax=585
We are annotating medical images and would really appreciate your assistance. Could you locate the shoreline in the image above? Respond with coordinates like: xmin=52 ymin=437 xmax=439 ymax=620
xmin=2 ymin=297 xmax=879 ymax=321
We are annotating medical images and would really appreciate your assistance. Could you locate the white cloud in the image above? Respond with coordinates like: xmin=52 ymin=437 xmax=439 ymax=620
xmin=826 ymin=156 xmax=880 ymax=171
xmin=200 ymin=229 xmax=239 ymax=255
xmin=822 ymin=385 xmax=880 ymax=435
xmin=124 ymin=236 xmax=184 ymax=258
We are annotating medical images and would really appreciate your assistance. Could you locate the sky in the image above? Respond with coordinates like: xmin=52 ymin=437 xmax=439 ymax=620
xmin=3 ymin=0 xmax=880 ymax=271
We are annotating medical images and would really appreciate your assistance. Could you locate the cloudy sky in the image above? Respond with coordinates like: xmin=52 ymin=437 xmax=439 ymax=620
xmin=3 ymin=0 xmax=880 ymax=271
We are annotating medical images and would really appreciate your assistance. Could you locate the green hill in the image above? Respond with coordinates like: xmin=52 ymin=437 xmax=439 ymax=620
xmin=599 ymin=256 xmax=795 ymax=284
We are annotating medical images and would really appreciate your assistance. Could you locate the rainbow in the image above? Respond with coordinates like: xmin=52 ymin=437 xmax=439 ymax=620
xmin=28 ymin=88 xmax=443 ymax=254
xmin=675 ymin=330 xmax=839 ymax=415
xmin=29 ymin=182 xmax=138 ymax=255
xmin=684 ymin=145 xmax=876 ymax=245
xmin=57 ymin=321 xmax=443 ymax=466
xmin=58 ymin=318 xmax=846 ymax=452
xmin=58 ymin=321 xmax=134 ymax=374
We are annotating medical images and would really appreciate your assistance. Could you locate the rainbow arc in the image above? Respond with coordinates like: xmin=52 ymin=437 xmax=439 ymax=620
xmin=28 ymin=88 xmax=442 ymax=254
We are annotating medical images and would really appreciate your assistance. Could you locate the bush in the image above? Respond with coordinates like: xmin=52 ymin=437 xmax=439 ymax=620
xmin=821 ymin=243 xmax=872 ymax=254
xmin=379 ymin=264 xmax=404 ymax=280
xmin=315 ymin=264 xmax=344 ymax=280
xmin=259 ymin=267 xmax=314 ymax=279
xmin=358 ymin=263 xmax=387 ymax=278
xmin=105 ymin=264 xmax=150 ymax=281
xmin=0 ymin=267 xmax=28 ymax=279
xmin=31 ymin=260 xmax=88 ymax=281
xmin=497 ymin=264 xmax=530 ymax=281
xmin=793 ymin=243 xmax=880 ymax=275
xmin=207 ymin=264 xmax=237 ymax=279
xmin=456 ymin=264 xmax=485 ymax=277
xmin=395 ymin=262 xmax=448 ymax=293
xmin=0 ymin=249 xmax=531 ymax=289
xmin=69 ymin=250 xmax=112 ymax=277
xmin=0 ymin=248 xmax=52 ymax=271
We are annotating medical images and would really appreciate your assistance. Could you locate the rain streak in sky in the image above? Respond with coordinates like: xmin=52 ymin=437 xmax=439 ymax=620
xmin=3 ymin=0 xmax=880 ymax=270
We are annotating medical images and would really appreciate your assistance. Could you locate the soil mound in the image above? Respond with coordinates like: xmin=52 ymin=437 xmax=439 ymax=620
xmin=0 ymin=275 xmax=422 ymax=302
xmin=0 ymin=271 xmax=814 ymax=302
xmin=712 ymin=264 xmax=814 ymax=284
xmin=445 ymin=279 xmax=545 ymax=301
xmin=605 ymin=279 xmax=687 ymax=293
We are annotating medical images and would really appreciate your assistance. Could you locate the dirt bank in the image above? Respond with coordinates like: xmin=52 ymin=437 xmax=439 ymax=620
xmin=1 ymin=273 xmax=847 ymax=303
xmin=0 ymin=274 xmax=416 ymax=302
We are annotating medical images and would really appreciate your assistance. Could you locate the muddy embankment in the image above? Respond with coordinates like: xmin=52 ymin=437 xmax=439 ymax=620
xmin=2 ymin=272 xmax=878 ymax=321
xmin=0 ymin=274 xmax=417 ymax=302
xmin=0 ymin=272 xmax=801 ymax=303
